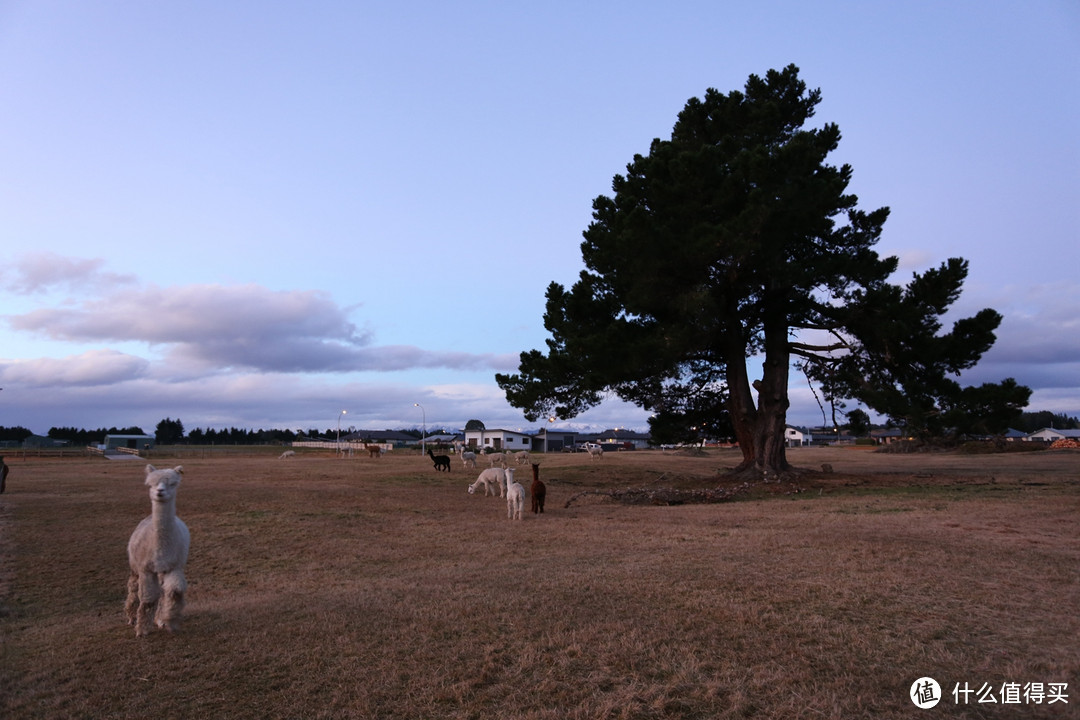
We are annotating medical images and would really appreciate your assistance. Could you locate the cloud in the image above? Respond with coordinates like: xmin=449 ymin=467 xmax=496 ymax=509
xmin=0 ymin=252 xmax=137 ymax=295
xmin=955 ymin=282 xmax=1080 ymax=389
xmin=0 ymin=349 xmax=149 ymax=387
xmin=889 ymin=248 xmax=936 ymax=275
xmin=4 ymin=280 xmax=511 ymax=374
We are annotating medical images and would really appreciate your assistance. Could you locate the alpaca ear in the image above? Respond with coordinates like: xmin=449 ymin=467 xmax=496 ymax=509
xmin=145 ymin=465 xmax=157 ymax=476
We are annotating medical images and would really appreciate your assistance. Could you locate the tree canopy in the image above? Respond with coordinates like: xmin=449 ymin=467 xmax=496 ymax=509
xmin=497 ymin=65 xmax=1026 ymax=475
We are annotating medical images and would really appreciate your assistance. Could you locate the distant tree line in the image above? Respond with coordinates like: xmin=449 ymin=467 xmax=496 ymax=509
xmin=1015 ymin=411 xmax=1078 ymax=433
xmin=833 ymin=409 xmax=1075 ymax=439
xmin=0 ymin=426 xmax=35 ymax=443
xmin=48 ymin=426 xmax=147 ymax=444
xmin=186 ymin=427 xmax=298 ymax=445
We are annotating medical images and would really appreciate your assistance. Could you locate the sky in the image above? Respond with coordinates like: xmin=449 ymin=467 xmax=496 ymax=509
xmin=1 ymin=1 xmax=1077 ymax=437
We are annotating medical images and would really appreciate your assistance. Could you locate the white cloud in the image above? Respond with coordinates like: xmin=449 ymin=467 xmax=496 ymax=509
xmin=0 ymin=252 xmax=137 ymax=295
xmin=0 ymin=349 xmax=149 ymax=387
xmin=4 ymin=278 xmax=512 ymax=375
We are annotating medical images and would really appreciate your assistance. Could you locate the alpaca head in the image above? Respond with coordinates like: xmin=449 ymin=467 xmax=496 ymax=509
xmin=505 ymin=467 xmax=514 ymax=485
xmin=145 ymin=465 xmax=184 ymax=504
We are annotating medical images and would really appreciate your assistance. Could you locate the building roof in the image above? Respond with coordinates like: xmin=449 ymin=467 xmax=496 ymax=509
xmin=421 ymin=433 xmax=463 ymax=443
xmin=1030 ymin=427 xmax=1080 ymax=438
xmin=344 ymin=430 xmax=416 ymax=442
xmin=464 ymin=428 xmax=532 ymax=436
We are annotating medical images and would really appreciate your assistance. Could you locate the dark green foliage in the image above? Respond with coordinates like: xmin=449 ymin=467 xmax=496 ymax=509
xmin=155 ymin=417 xmax=185 ymax=444
xmin=808 ymin=259 xmax=1030 ymax=439
xmin=1016 ymin=411 xmax=1079 ymax=432
xmin=186 ymin=427 xmax=298 ymax=444
xmin=0 ymin=426 xmax=34 ymax=443
xmin=845 ymin=409 xmax=871 ymax=438
xmin=647 ymin=384 xmax=736 ymax=446
xmin=48 ymin=426 xmax=146 ymax=444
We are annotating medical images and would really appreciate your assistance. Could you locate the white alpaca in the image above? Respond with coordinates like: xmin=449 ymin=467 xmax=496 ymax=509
xmin=486 ymin=451 xmax=507 ymax=468
xmin=459 ymin=448 xmax=477 ymax=469
xmin=278 ymin=450 xmax=295 ymax=459
xmin=467 ymin=467 xmax=506 ymax=497
xmin=587 ymin=444 xmax=604 ymax=460
xmin=505 ymin=467 xmax=526 ymax=520
xmin=125 ymin=465 xmax=190 ymax=637
xmin=515 ymin=450 xmax=531 ymax=465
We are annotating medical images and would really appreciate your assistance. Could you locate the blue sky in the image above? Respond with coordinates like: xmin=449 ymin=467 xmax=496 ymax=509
xmin=1 ymin=1 xmax=1077 ymax=436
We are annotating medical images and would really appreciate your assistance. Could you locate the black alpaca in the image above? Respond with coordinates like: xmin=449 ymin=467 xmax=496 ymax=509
xmin=530 ymin=463 xmax=546 ymax=514
xmin=428 ymin=449 xmax=451 ymax=472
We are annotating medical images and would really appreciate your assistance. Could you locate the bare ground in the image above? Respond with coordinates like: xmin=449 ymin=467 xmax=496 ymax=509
xmin=1 ymin=446 xmax=1077 ymax=719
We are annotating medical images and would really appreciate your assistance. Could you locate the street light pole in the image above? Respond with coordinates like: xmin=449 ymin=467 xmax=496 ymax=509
xmin=337 ymin=409 xmax=347 ymax=456
xmin=414 ymin=403 xmax=426 ymax=457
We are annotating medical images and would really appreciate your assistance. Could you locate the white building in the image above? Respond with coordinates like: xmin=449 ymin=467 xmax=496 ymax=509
xmin=1026 ymin=427 xmax=1080 ymax=442
xmin=464 ymin=428 xmax=534 ymax=452
xmin=785 ymin=426 xmax=811 ymax=447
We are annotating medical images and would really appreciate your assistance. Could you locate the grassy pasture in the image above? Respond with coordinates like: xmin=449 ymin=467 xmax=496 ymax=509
xmin=1 ymin=447 xmax=1077 ymax=719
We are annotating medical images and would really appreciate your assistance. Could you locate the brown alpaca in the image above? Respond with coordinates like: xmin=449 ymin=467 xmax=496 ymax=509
xmin=530 ymin=463 xmax=546 ymax=514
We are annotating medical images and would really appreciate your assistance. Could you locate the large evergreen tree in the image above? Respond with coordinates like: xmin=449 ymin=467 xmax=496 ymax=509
xmin=496 ymin=65 xmax=1020 ymax=476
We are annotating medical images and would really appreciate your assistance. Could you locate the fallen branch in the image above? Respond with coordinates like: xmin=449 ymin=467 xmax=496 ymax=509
xmin=564 ymin=482 xmax=756 ymax=508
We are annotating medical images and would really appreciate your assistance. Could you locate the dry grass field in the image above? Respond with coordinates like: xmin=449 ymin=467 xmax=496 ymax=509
xmin=1 ymin=446 xmax=1078 ymax=719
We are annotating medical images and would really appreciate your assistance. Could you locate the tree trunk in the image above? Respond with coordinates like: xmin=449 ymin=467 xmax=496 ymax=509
xmin=724 ymin=336 xmax=758 ymax=469
xmin=755 ymin=316 xmax=793 ymax=476
xmin=725 ymin=319 xmax=792 ymax=478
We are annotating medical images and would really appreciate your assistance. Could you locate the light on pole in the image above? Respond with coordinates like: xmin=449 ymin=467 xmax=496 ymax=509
xmin=414 ymin=403 xmax=426 ymax=456
xmin=337 ymin=410 xmax=347 ymax=455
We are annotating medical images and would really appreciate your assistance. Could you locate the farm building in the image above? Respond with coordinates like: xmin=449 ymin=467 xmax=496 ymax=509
xmin=103 ymin=434 xmax=155 ymax=451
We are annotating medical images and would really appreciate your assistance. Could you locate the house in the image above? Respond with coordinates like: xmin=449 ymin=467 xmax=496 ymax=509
xmin=531 ymin=428 xmax=577 ymax=453
xmin=1026 ymin=427 xmax=1080 ymax=443
xmin=594 ymin=428 xmax=651 ymax=450
xmin=464 ymin=428 xmax=534 ymax=453
xmin=103 ymin=434 xmax=155 ymax=451
xmin=870 ymin=428 xmax=906 ymax=445
xmin=785 ymin=426 xmax=811 ymax=447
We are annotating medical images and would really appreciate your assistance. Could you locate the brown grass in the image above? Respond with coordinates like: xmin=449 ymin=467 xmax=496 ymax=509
xmin=2 ymin=447 xmax=1078 ymax=719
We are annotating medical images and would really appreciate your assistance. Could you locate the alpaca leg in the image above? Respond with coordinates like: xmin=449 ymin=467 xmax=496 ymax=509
xmin=135 ymin=573 xmax=161 ymax=637
xmin=157 ymin=570 xmax=187 ymax=632
xmin=125 ymin=571 xmax=140 ymax=625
